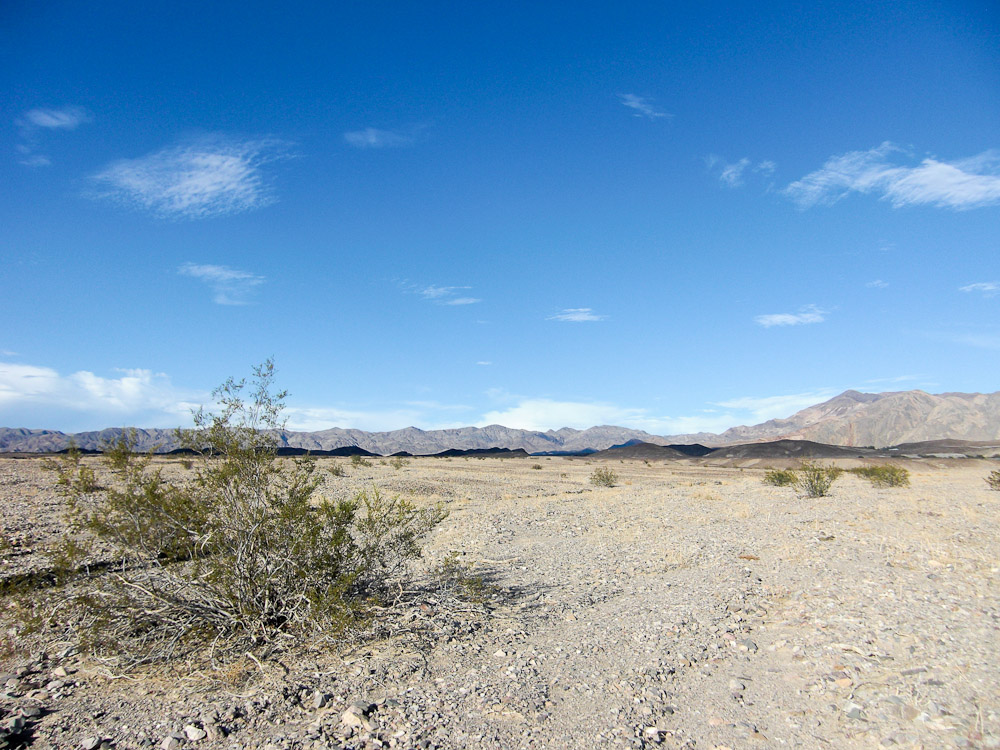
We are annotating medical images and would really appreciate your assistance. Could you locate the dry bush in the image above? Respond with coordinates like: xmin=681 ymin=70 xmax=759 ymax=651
xmin=849 ymin=464 xmax=910 ymax=487
xmin=590 ymin=467 xmax=618 ymax=487
xmin=795 ymin=462 xmax=842 ymax=497
xmin=986 ymin=469 xmax=1000 ymax=491
xmin=44 ymin=361 xmax=445 ymax=666
xmin=763 ymin=468 xmax=797 ymax=487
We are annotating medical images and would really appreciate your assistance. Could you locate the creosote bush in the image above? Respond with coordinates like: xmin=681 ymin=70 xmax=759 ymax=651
xmin=849 ymin=464 xmax=910 ymax=487
xmin=351 ymin=454 xmax=373 ymax=468
xmin=763 ymin=468 xmax=798 ymax=487
xmin=590 ymin=467 xmax=618 ymax=487
xmin=795 ymin=462 xmax=842 ymax=497
xmin=47 ymin=361 xmax=446 ymax=666
xmin=986 ymin=470 xmax=1000 ymax=491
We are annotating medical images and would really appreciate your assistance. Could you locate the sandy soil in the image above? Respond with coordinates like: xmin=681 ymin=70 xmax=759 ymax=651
xmin=0 ymin=454 xmax=998 ymax=749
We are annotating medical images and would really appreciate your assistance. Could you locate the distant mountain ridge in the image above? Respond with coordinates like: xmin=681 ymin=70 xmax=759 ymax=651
xmin=2 ymin=389 xmax=998 ymax=454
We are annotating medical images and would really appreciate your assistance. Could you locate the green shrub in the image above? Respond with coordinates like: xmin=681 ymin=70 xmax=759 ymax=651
xmin=849 ymin=464 xmax=910 ymax=487
xmin=590 ymin=467 xmax=618 ymax=487
xmin=390 ymin=456 xmax=409 ymax=470
xmin=45 ymin=361 xmax=445 ymax=666
xmin=763 ymin=468 xmax=798 ymax=487
xmin=795 ymin=462 xmax=842 ymax=497
xmin=329 ymin=462 xmax=346 ymax=477
xmin=986 ymin=469 xmax=1000 ymax=491
xmin=350 ymin=454 xmax=372 ymax=468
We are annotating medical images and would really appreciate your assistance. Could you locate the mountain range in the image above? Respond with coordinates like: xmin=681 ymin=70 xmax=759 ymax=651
xmin=2 ymin=389 xmax=998 ymax=454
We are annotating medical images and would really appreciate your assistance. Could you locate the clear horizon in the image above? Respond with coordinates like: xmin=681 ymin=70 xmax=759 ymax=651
xmin=2 ymin=2 xmax=998 ymax=434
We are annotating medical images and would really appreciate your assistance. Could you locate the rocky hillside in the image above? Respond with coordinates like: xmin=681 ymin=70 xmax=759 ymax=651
xmin=3 ymin=389 xmax=998 ymax=453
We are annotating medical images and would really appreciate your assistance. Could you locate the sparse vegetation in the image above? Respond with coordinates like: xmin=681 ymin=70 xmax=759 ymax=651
xmin=390 ymin=456 xmax=409 ymax=470
xmin=329 ymin=462 xmax=346 ymax=477
xmin=849 ymin=464 xmax=910 ymax=487
xmin=431 ymin=551 xmax=493 ymax=603
xmin=795 ymin=462 xmax=842 ymax=497
xmin=590 ymin=467 xmax=618 ymax=487
xmin=531 ymin=463 xmax=542 ymax=470
xmin=351 ymin=454 xmax=373 ymax=468
xmin=763 ymin=468 xmax=798 ymax=487
xmin=986 ymin=469 xmax=1000 ymax=490
xmin=42 ymin=361 xmax=445 ymax=666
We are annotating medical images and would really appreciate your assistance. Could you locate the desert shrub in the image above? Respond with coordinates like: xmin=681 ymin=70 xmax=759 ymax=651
xmin=849 ymin=464 xmax=910 ymax=487
xmin=44 ymin=361 xmax=445 ymax=666
xmin=986 ymin=470 xmax=1000 ymax=491
xmin=351 ymin=454 xmax=372 ymax=468
xmin=531 ymin=463 xmax=542 ymax=470
xmin=763 ymin=468 xmax=798 ymax=487
xmin=795 ymin=462 xmax=842 ymax=497
xmin=431 ymin=551 xmax=492 ymax=603
xmin=390 ymin=456 xmax=409 ymax=470
xmin=329 ymin=462 xmax=346 ymax=477
xmin=590 ymin=467 xmax=618 ymax=487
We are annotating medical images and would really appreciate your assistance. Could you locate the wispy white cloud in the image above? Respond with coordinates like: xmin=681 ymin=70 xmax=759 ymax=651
xmin=867 ymin=279 xmax=889 ymax=288
xmin=344 ymin=127 xmax=414 ymax=149
xmin=754 ymin=304 xmax=826 ymax=328
xmin=477 ymin=397 xmax=751 ymax=435
xmin=179 ymin=262 xmax=265 ymax=305
xmin=706 ymin=156 xmax=776 ymax=188
xmin=715 ymin=389 xmax=839 ymax=422
xmin=409 ymin=284 xmax=482 ymax=306
xmin=785 ymin=143 xmax=1000 ymax=210
xmin=16 ymin=105 xmax=91 ymax=166
xmin=948 ymin=333 xmax=1000 ymax=350
xmin=91 ymin=136 xmax=289 ymax=219
xmin=864 ymin=374 xmax=923 ymax=385
xmin=547 ymin=308 xmax=607 ymax=322
xmin=0 ymin=360 xmax=204 ymax=430
xmin=20 ymin=106 xmax=91 ymax=130
xmin=619 ymin=94 xmax=671 ymax=120
xmin=960 ymin=281 xmax=999 ymax=297
xmin=476 ymin=361 xmax=492 ymax=366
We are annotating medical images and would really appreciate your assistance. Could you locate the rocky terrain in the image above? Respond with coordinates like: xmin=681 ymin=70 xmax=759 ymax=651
xmin=1 ymin=453 xmax=998 ymax=749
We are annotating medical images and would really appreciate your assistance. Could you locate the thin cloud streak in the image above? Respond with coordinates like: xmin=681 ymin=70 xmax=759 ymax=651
xmin=960 ymin=282 xmax=999 ymax=297
xmin=754 ymin=305 xmax=826 ymax=327
xmin=344 ymin=127 xmax=414 ymax=148
xmin=548 ymin=308 xmax=607 ymax=322
xmin=410 ymin=284 xmax=482 ymax=306
xmin=619 ymin=94 xmax=671 ymax=120
xmin=179 ymin=262 xmax=265 ymax=305
xmin=785 ymin=143 xmax=1000 ymax=210
xmin=91 ymin=136 xmax=289 ymax=219
xmin=16 ymin=105 xmax=91 ymax=166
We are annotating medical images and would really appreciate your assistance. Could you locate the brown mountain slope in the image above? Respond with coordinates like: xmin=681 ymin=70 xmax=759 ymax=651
xmin=704 ymin=390 xmax=1000 ymax=447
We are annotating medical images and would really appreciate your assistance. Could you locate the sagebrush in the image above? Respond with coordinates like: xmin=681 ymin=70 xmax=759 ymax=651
xmin=849 ymin=464 xmax=910 ymax=487
xmin=45 ymin=361 xmax=445 ymax=665
xmin=590 ymin=467 xmax=618 ymax=487
xmin=763 ymin=468 xmax=798 ymax=487
xmin=986 ymin=469 xmax=1000 ymax=491
xmin=795 ymin=462 xmax=842 ymax=497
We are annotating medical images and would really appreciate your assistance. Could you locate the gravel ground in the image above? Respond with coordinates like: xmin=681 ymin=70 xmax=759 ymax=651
xmin=0 ymin=455 xmax=997 ymax=749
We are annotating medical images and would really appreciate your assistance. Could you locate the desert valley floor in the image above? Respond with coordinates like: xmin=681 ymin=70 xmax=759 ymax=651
xmin=0 ymin=454 xmax=998 ymax=749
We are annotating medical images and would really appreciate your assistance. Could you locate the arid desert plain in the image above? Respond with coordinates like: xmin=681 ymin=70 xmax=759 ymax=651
xmin=1 ymin=454 xmax=998 ymax=750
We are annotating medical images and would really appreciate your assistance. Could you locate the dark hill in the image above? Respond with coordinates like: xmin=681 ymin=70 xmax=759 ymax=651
xmin=709 ymin=439 xmax=879 ymax=459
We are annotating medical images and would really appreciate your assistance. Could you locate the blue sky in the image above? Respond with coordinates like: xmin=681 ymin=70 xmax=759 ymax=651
xmin=2 ymin=0 xmax=998 ymax=435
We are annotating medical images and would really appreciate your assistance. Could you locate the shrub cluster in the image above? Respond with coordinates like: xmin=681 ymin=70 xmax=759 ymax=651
xmin=45 ymin=362 xmax=445 ymax=666
xmin=849 ymin=464 xmax=910 ymax=487
xmin=795 ymin=462 xmax=842 ymax=497
xmin=590 ymin=467 xmax=618 ymax=487
xmin=986 ymin=469 xmax=1000 ymax=491
xmin=762 ymin=468 xmax=798 ymax=487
